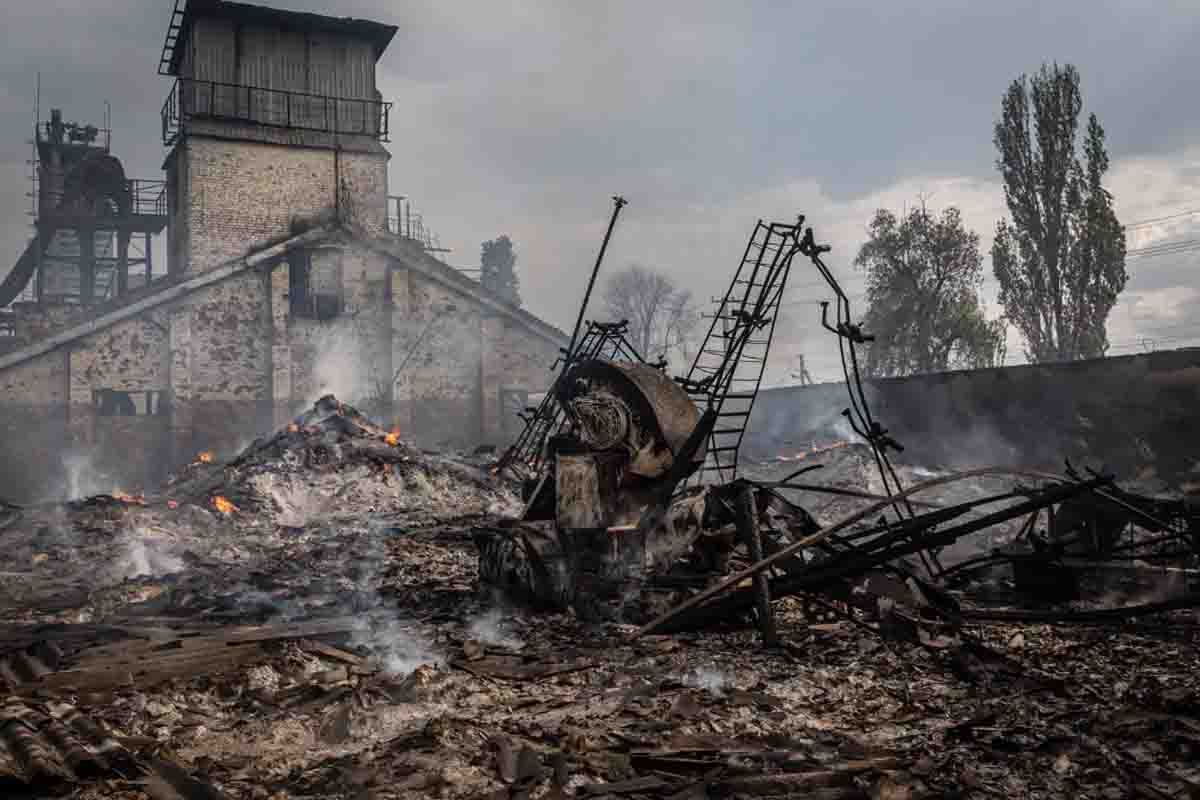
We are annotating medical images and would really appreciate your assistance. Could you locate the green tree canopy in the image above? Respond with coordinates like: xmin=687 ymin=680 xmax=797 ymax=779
xmin=481 ymin=235 xmax=521 ymax=307
xmin=992 ymin=62 xmax=1127 ymax=362
xmin=856 ymin=205 xmax=1005 ymax=377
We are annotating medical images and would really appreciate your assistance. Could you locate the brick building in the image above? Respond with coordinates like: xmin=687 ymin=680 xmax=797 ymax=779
xmin=0 ymin=0 xmax=565 ymax=502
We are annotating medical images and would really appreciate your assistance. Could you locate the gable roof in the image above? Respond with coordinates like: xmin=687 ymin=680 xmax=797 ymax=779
xmin=361 ymin=233 xmax=569 ymax=349
xmin=0 ymin=226 xmax=332 ymax=373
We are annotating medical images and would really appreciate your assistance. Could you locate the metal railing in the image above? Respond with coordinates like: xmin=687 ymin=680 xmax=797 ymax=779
xmin=386 ymin=196 xmax=449 ymax=253
xmin=38 ymin=179 xmax=166 ymax=218
xmin=162 ymin=78 xmax=391 ymax=146
xmin=129 ymin=179 xmax=167 ymax=216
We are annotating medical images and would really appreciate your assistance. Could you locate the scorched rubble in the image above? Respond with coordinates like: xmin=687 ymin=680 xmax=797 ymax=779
xmin=0 ymin=397 xmax=1197 ymax=799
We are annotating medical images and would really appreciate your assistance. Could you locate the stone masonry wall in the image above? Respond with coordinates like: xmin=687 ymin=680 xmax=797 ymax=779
xmin=177 ymin=137 xmax=388 ymax=273
xmin=0 ymin=355 xmax=68 ymax=502
xmin=286 ymin=243 xmax=393 ymax=421
xmin=169 ymin=270 xmax=274 ymax=467
xmin=391 ymin=265 xmax=484 ymax=448
xmin=0 ymin=238 xmax=565 ymax=500
xmin=68 ymin=316 xmax=171 ymax=492
xmin=481 ymin=311 xmax=561 ymax=447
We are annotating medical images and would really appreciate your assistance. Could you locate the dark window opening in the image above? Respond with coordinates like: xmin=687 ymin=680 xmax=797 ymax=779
xmin=94 ymin=389 xmax=167 ymax=417
xmin=289 ymin=248 xmax=343 ymax=321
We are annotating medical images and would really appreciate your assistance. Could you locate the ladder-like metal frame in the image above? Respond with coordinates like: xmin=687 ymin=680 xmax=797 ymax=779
xmin=158 ymin=0 xmax=186 ymax=77
xmin=495 ymin=320 xmax=650 ymax=477
xmin=677 ymin=220 xmax=804 ymax=483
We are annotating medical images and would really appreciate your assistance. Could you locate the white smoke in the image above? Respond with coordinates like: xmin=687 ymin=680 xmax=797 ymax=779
xmin=467 ymin=607 xmax=525 ymax=650
xmin=60 ymin=452 xmax=110 ymax=501
xmin=117 ymin=527 xmax=184 ymax=579
xmin=351 ymin=616 xmax=442 ymax=676
xmin=682 ymin=664 xmax=729 ymax=696
xmin=303 ymin=318 xmax=382 ymax=412
xmin=830 ymin=412 xmax=858 ymax=443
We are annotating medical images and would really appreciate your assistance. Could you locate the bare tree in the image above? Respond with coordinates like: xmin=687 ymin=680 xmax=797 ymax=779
xmin=602 ymin=264 xmax=698 ymax=369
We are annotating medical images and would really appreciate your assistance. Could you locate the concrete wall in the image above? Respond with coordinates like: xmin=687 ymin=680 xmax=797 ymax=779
xmin=744 ymin=348 xmax=1200 ymax=488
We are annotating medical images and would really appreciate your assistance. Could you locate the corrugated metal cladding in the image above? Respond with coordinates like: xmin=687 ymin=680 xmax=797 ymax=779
xmin=189 ymin=17 xmax=237 ymax=84
xmin=181 ymin=19 xmax=381 ymax=134
xmin=237 ymin=26 xmax=307 ymax=93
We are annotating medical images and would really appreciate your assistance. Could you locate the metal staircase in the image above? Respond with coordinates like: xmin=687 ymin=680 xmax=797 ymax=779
xmin=677 ymin=219 xmax=805 ymax=483
xmin=158 ymin=0 xmax=187 ymax=76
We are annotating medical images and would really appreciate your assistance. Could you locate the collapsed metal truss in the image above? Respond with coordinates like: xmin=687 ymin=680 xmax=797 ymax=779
xmin=633 ymin=220 xmax=1200 ymax=639
xmin=639 ymin=465 xmax=1200 ymax=636
xmin=484 ymin=211 xmax=1200 ymax=640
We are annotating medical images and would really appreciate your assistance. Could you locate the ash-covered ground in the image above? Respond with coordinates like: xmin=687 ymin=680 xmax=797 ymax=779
xmin=1 ymin=399 xmax=1198 ymax=799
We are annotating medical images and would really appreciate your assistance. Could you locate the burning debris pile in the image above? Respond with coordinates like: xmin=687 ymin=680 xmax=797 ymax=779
xmin=161 ymin=393 xmax=519 ymax=525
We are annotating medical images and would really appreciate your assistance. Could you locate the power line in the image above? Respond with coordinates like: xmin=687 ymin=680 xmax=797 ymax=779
xmin=1125 ymin=207 xmax=1200 ymax=230
xmin=1126 ymin=238 xmax=1200 ymax=259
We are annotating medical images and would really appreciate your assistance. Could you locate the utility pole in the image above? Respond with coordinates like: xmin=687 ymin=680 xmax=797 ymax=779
xmin=564 ymin=195 xmax=627 ymax=362
xmin=791 ymin=354 xmax=814 ymax=386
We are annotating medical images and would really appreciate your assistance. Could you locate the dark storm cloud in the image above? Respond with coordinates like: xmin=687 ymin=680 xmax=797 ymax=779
xmin=1 ymin=0 xmax=1198 ymax=364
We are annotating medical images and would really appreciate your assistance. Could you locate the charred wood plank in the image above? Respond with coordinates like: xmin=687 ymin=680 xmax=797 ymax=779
xmin=735 ymin=483 xmax=777 ymax=646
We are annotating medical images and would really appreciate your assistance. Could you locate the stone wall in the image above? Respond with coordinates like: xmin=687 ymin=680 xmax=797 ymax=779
xmin=0 ymin=356 xmax=68 ymax=502
xmin=0 ymin=304 xmax=89 ymax=351
xmin=0 ymin=235 xmax=566 ymax=500
xmin=744 ymin=348 xmax=1200 ymax=488
xmin=171 ymin=136 xmax=388 ymax=273
xmin=169 ymin=270 xmax=274 ymax=466
xmin=69 ymin=316 xmax=171 ymax=491
xmin=389 ymin=259 xmax=562 ymax=450
xmin=481 ymin=311 xmax=561 ymax=445
xmin=288 ymin=243 xmax=393 ymax=421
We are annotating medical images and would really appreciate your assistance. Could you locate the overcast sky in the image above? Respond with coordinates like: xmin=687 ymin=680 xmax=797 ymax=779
xmin=2 ymin=0 xmax=1199 ymax=384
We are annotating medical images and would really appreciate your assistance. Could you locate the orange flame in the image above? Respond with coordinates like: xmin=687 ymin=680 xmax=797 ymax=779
xmin=212 ymin=495 xmax=238 ymax=515
xmin=287 ymin=423 xmax=299 ymax=433
xmin=196 ymin=451 xmax=213 ymax=464
xmin=385 ymin=426 xmax=400 ymax=446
